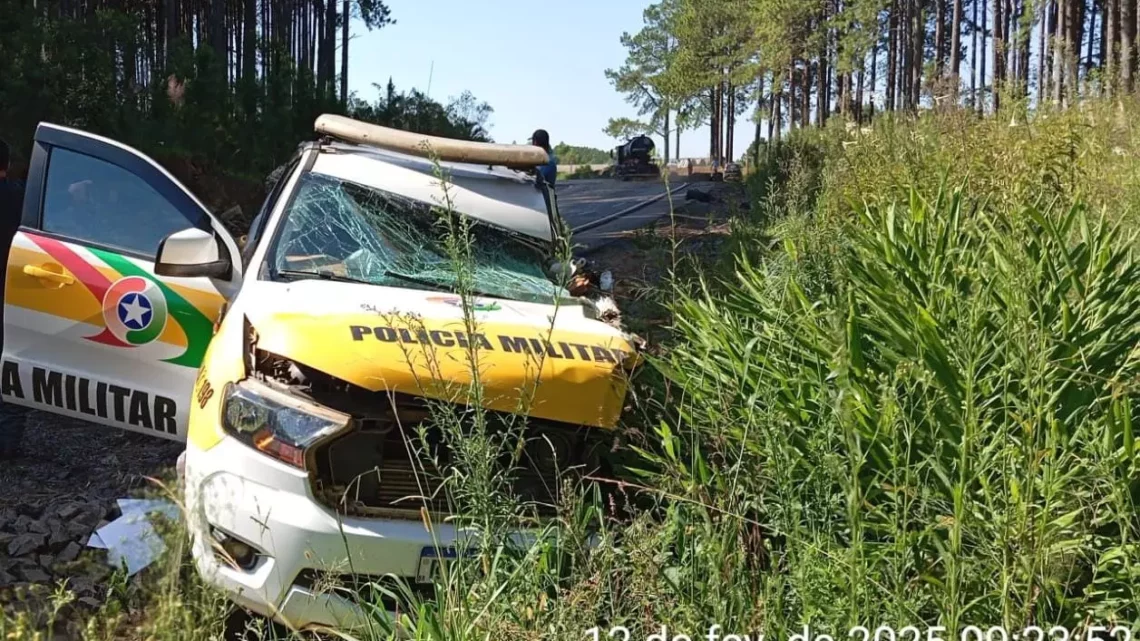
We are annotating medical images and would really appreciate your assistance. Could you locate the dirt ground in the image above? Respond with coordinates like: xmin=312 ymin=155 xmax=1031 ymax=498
xmin=582 ymin=180 xmax=749 ymax=344
xmin=0 ymin=408 xmax=182 ymax=619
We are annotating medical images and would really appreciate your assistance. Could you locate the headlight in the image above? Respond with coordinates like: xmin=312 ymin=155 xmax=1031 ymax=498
xmin=222 ymin=380 xmax=350 ymax=469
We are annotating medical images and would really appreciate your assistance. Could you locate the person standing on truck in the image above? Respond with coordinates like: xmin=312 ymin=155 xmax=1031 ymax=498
xmin=530 ymin=129 xmax=558 ymax=189
xmin=0 ymin=139 xmax=30 ymax=460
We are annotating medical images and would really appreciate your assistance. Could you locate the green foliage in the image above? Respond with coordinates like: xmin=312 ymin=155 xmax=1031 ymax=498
xmin=553 ymin=143 xmax=610 ymax=165
xmin=354 ymin=0 xmax=396 ymax=29
xmin=645 ymin=97 xmax=1140 ymax=630
xmin=0 ymin=4 xmax=491 ymax=195
xmin=604 ymin=117 xmax=654 ymax=142
xmin=668 ymin=0 xmax=756 ymax=94
xmin=349 ymin=79 xmax=495 ymax=144
xmin=663 ymin=190 xmax=1140 ymax=626
xmin=605 ymin=1 xmax=683 ymax=137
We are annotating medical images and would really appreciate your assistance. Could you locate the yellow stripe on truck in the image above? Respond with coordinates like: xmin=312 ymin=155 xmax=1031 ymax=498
xmin=6 ymin=246 xmax=225 ymax=348
xmin=253 ymin=312 xmax=637 ymax=430
xmin=187 ymin=312 xmax=247 ymax=452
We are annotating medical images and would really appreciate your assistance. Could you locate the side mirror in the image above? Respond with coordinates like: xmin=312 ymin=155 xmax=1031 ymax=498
xmin=155 ymin=228 xmax=231 ymax=279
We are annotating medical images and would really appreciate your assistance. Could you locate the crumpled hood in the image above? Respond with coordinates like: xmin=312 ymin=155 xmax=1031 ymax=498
xmin=241 ymin=280 xmax=638 ymax=429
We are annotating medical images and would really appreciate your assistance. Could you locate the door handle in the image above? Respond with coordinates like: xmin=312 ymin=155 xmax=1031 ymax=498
xmin=24 ymin=265 xmax=76 ymax=286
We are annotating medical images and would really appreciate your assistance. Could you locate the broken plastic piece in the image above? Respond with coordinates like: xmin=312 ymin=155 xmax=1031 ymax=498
xmin=86 ymin=498 xmax=181 ymax=577
xmin=599 ymin=271 xmax=614 ymax=292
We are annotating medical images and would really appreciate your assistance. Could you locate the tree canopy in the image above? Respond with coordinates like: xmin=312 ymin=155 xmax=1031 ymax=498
xmin=604 ymin=0 xmax=685 ymax=162
xmin=553 ymin=143 xmax=612 ymax=165
xmin=609 ymin=0 xmax=1140 ymax=165
xmin=0 ymin=0 xmax=491 ymax=183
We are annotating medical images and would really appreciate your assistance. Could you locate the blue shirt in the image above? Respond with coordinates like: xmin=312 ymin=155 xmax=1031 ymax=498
xmin=536 ymin=151 xmax=558 ymax=188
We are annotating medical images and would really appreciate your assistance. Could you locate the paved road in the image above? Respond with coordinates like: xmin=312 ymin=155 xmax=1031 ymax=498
xmin=555 ymin=178 xmax=688 ymax=251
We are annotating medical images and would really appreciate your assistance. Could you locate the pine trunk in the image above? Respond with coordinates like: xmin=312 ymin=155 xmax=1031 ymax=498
xmin=164 ymin=0 xmax=176 ymax=68
xmin=868 ymin=31 xmax=879 ymax=121
xmin=1085 ymin=1 xmax=1096 ymax=77
xmin=936 ymin=0 xmax=946 ymax=75
xmin=209 ymin=0 xmax=225 ymax=61
xmin=913 ymin=0 xmax=926 ymax=110
xmin=754 ymin=77 xmax=763 ymax=165
xmin=970 ymin=0 xmax=979 ymax=106
xmin=1123 ymin=0 xmax=1136 ymax=91
xmin=1019 ymin=0 xmax=1030 ymax=95
xmin=1068 ymin=0 xmax=1083 ymax=95
xmin=789 ymin=61 xmax=798 ymax=129
xmin=771 ymin=72 xmax=782 ymax=143
xmin=888 ymin=0 xmax=899 ymax=110
xmin=726 ymin=84 xmax=735 ymax=161
xmin=818 ymin=40 xmax=829 ymax=124
xmin=316 ymin=0 xmax=327 ymax=89
xmin=979 ymin=0 xmax=988 ymax=112
xmin=802 ymin=61 xmax=813 ymax=125
xmin=948 ymin=0 xmax=957 ymax=79
xmin=992 ymin=0 xmax=1003 ymax=109
xmin=1038 ymin=1 xmax=1050 ymax=98
xmin=900 ymin=0 xmax=911 ymax=109
xmin=866 ymin=29 xmax=875 ymax=120
xmin=326 ymin=0 xmax=337 ymax=98
xmin=1052 ymin=0 xmax=1065 ymax=103
xmin=708 ymin=87 xmax=716 ymax=160
xmin=1106 ymin=0 xmax=1117 ymax=90
xmin=341 ymin=0 xmax=350 ymax=105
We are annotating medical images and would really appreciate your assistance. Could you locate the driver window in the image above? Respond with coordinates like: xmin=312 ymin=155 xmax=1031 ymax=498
xmin=41 ymin=147 xmax=204 ymax=258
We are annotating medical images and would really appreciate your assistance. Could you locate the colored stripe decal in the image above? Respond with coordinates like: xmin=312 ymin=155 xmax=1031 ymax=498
xmin=26 ymin=235 xmax=129 ymax=347
xmin=24 ymin=233 xmax=217 ymax=368
xmin=87 ymin=248 xmax=215 ymax=367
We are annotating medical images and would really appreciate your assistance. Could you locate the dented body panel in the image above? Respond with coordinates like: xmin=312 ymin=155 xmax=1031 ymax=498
xmin=10 ymin=117 xmax=637 ymax=631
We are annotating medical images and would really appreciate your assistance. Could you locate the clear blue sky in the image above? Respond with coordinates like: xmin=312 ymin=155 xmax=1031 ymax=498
xmin=345 ymin=0 xmax=755 ymax=160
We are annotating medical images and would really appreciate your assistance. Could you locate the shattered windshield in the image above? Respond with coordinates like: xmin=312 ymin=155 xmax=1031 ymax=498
xmin=267 ymin=172 xmax=571 ymax=304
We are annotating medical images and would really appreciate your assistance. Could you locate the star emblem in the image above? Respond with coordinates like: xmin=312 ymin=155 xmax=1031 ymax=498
xmin=118 ymin=293 xmax=153 ymax=330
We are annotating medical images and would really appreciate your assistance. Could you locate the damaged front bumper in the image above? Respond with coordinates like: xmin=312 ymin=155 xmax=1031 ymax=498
xmin=183 ymin=301 xmax=635 ymax=630
xmin=185 ymin=435 xmax=559 ymax=631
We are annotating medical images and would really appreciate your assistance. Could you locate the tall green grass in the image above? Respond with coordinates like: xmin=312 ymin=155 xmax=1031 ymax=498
xmin=367 ymin=100 xmax=1140 ymax=637
xmin=640 ymin=98 xmax=1140 ymax=633
xmin=663 ymin=191 xmax=1140 ymax=629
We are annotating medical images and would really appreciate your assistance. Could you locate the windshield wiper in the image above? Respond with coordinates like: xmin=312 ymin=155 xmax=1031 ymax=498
xmin=383 ymin=270 xmax=499 ymax=300
xmin=275 ymin=268 xmax=372 ymax=285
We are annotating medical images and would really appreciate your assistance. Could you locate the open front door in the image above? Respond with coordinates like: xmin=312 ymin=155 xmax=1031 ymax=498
xmin=2 ymin=123 xmax=243 ymax=442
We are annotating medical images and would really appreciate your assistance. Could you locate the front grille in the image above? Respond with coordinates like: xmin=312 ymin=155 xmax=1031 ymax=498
xmin=253 ymin=349 xmax=612 ymax=520
xmin=310 ymin=404 xmax=608 ymax=519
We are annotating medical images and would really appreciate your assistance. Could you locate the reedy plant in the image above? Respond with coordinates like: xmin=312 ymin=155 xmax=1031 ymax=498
xmin=660 ymin=186 xmax=1140 ymax=632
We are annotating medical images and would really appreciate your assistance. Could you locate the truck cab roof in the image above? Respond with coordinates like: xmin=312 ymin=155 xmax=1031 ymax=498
xmin=311 ymin=140 xmax=555 ymax=243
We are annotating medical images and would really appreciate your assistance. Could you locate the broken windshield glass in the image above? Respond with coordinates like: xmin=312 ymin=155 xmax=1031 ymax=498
xmin=267 ymin=172 xmax=571 ymax=304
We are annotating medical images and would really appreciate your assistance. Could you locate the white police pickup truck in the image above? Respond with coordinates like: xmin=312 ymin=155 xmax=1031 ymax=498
xmin=2 ymin=115 xmax=638 ymax=629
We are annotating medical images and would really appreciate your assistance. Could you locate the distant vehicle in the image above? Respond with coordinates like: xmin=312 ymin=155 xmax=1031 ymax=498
xmin=724 ymin=162 xmax=743 ymax=182
xmin=611 ymin=135 xmax=660 ymax=180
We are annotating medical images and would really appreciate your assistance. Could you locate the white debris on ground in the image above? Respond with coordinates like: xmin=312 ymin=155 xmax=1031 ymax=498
xmin=0 ymin=410 xmax=183 ymax=617
xmin=86 ymin=499 xmax=181 ymax=577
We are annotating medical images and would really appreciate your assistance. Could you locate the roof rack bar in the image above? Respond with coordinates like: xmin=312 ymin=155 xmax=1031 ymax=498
xmin=314 ymin=114 xmax=548 ymax=170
